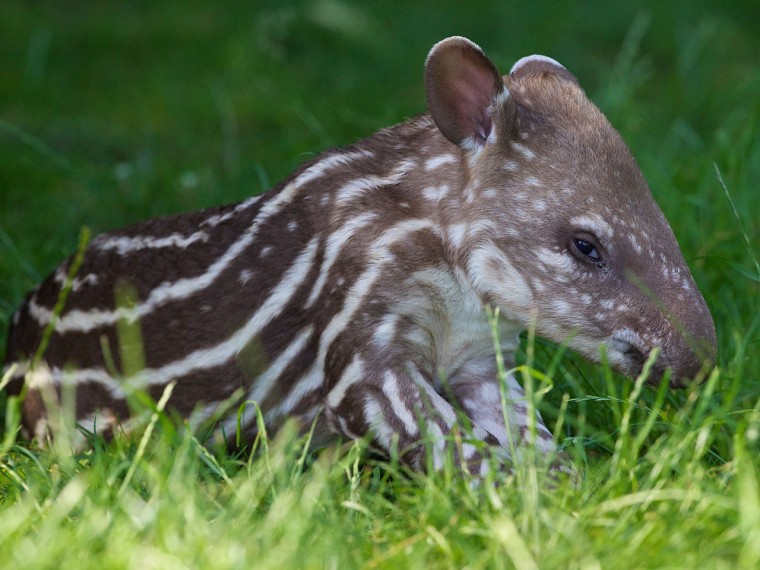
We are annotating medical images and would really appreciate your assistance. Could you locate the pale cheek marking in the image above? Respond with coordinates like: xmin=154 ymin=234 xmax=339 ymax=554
xmin=536 ymin=247 xmax=575 ymax=274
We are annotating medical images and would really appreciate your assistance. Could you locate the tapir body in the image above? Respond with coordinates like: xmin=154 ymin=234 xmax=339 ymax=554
xmin=3 ymin=38 xmax=716 ymax=474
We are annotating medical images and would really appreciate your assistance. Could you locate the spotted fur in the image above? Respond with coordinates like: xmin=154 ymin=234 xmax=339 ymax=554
xmin=3 ymin=37 xmax=716 ymax=476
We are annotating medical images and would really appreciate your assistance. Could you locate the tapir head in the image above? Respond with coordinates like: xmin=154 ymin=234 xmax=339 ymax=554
xmin=425 ymin=37 xmax=717 ymax=387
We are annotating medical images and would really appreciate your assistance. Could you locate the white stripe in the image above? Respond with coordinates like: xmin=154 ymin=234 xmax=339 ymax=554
xmin=34 ymin=237 xmax=321 ymax=398
xmin=316 ymin=219 xmax=435 ymax=375
xmin=381 ymin=370 xmax=418 ymax=436
xmin=30 ymin=150 xmax=371 ymax=334
xmin=305 ymin=212 xmax=378 ymax=308
xmin=94 ymin=232 xmax=209 ymax=255
xmin=372 ymin=314 xmax=399 ymax=349
xmin=327 ymin=354 xmax=364 ymax=408
xmin=364 ymin=397 xmax=394 ymax=450
xmin=245 ymin=326 xmax=314 ymax=404
xmin=201 ymin=195 xmax=262 ymax=228
xmin=334 ymin=161 xmax=411 ymax=205
xmin=53 ymin=267 xmax=100 ymax=292
xmin=264 ymin=361 xmax=323 ymax=421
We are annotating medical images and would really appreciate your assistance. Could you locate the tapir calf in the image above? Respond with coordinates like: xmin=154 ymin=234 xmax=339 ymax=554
xmin=3 ymin=37 xmax=717 ymax=475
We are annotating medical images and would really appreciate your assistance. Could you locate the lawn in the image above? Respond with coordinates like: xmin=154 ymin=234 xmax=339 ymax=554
xmin=1 ymin=1 xmax=759 ymax=568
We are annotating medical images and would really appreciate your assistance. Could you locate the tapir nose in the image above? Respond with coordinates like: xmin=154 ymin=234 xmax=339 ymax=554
xmin=664 ymin=293 xmax=718 ymax=388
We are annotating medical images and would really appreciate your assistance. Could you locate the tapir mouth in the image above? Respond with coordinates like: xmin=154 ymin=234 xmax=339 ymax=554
xmin=607 ymin=333 xmax=673 ymax=387
xmin=607 ymin=332 xmax=711 ymax=389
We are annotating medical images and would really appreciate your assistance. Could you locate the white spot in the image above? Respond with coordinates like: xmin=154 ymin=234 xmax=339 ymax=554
xmin=525 ymin=176 xmax=542 ymax=187
xmin=510 ymin=142 xmax=535 ymax=160
xmin=239 ymin=269 xmax=254 ymax=285
xmin=532 ymin=199 xmax=546 ymax=211
xmin=425 ymin=154 xmax=456 ymax=171
xmin=422 ymin=185 xmax=449 ymax=201
xmin=260 ymin=246 xmax=272 ymax=257
xmin=287 ymin=220 xmax=298 ymax=232
xmin=447 ymin=223 xmax=468 ymax=250
xmin=504 ymin=160 xmax=520 ymax=172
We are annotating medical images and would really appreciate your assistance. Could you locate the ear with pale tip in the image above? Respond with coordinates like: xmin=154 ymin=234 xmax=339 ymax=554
xmin=424 ymin=36 xmax=506 ymax=149
xmin=509 ymin=54 xmax=579 ymax=85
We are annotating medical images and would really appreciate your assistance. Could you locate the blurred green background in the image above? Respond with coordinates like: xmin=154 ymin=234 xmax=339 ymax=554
xmin=1 ymin=0 xmax=758 ymax=391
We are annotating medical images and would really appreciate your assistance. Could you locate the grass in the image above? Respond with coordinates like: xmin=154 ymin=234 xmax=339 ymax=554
xmin=1 ymin=0 xmax=759 ymax=568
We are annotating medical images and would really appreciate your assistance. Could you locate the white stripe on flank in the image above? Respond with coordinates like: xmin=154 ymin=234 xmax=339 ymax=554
xmin=381 ymin=370 xmax=418 ymax=436
xmin=364 ymin=397 xmax=394 ymax=450
xmin=265 ymin=361 xmax=322 ymax=421
xmin=305 ymin=212 xmax=378 ymax=308
xmin=94 ymin=231 xmax=210 ymax=255
xmin=29 ymin=149 xmax=372 ymax=334
xmin=53 ymin=267 xmax=100 ymax=292
xmin=334 ymin=161 xmax=411 ymax=205
xmin=244 ymin=325 xmax=314 ymax=404
xmin=372 ymin=314 xmax=399 ymax=349
xmin=30 ymin=237 xmax=321 ymax=398
xmin=316 ymin=219 xmax=435 ymax=375
xmin=201 ymin=195 xmax=262 ymax=228
xmin=327 ymin=354 xmax=364 ymax=408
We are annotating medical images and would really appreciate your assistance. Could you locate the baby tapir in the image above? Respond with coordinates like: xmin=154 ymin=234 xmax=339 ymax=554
xmin=3 ymin=37 xmax=717 ymax=475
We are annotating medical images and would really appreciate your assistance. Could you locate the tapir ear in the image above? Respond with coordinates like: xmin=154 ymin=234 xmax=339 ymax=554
xmin=425 ymin=37 xmax=506 ymax=149
xmin=509 ymin=54 xmax=579 ymax=85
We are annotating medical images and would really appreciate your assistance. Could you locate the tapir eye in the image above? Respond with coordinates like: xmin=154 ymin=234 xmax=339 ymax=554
xmin=570 ymin=235 xmax=606 ymax=267
xmin=573 ymin=238 xmax=599 ymax=259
